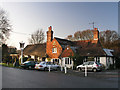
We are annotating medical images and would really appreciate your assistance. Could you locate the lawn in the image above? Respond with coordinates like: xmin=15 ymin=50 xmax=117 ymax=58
xmin=0 ymin=63 xmax=14 ymax=67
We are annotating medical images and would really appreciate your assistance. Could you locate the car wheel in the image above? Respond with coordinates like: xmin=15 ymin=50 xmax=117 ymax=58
xmin=93 ymin=68 xmax=97 ymax=72
xmin=44 ymin=67 xmax=48 ymax=71
xmin=56 ymin=67 xmax=60 ymax=71
xmin=78 ymin=67 xmax=82 ymax=71
xmin=23 ymin=67 xmax=26 ymax=69
xmin=28 ymin=66 xmax=32 ymax=69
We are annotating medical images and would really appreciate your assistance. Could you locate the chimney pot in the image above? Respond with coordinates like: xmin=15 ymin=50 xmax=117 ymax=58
xmin=94 ymin=28 xmax=98 ymax=30
xmin=47 ymin=26 xmax=53 ymax=42
xmin=48 ymin=26 xmax=52 ymax=31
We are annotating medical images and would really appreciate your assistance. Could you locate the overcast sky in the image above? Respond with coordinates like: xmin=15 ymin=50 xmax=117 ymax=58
xmin=0 ymin=2 xmax=118 ymax=49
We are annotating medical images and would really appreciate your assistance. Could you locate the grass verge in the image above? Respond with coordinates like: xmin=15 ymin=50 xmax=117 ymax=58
xmin=0 ymin=63 xmax=21 ymax=69
xmin=0 ymin=63 xmax=14 ymax=67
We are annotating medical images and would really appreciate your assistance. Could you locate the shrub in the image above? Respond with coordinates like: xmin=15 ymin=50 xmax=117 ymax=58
xmin=70 ymin=54 xmax=85 ymax=70
xmin=2 ymin=55 xmax=11 ymax=63
xmin=115 ymin=57 xmax=120 ymax=69
xmin=109 ymin=64 xmax=114 ymax=70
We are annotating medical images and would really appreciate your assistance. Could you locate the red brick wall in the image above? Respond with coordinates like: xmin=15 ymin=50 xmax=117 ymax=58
xmin=46 ymin=39 xmax=62 ymax=58
xmin=47 ymin=30 xmax=53 ymax=42
xmin=92 ymin=28 xmax=99 ymax=43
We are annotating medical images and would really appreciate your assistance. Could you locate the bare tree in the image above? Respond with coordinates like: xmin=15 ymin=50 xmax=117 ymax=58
xmin=29 ymin=29 xmax=45 ymax=44
xmin=73 ymin=29 xmax=118 ymax=44
xmin=82 ymin=29 xmax=93 ymax=40
xmin=66 ymin=35 xmax=73 ymax=41
xmin=74 ymin=31 xmax=81 ymax=40
xmin=74 ymin=29 xmax=93 ymax=41
xmin=0 ymin=8 xmax=11 ymax=44
xmin=99 ymin=30 xmax=119 ymax=43
xmin=99 ymin=30 xmax=119 ymax=48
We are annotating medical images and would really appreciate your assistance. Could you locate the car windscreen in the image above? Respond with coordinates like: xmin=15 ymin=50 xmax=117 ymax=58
xmin=83 ymin=62 xmax=89 ymax=65
xmin=96 ymin=62 xmax=102 ymax=65
xmin=35 ymin=62 xmax=39 ymax=64
xmin=24 ymin=61 xmax=30 ymax=64
xmin=39 ymin=62 xmax=46 ymax=65
xmin=46 ymin=62 xmax=52 ymax=65
xmin=89 ymin=62 xmax=94 ymax=65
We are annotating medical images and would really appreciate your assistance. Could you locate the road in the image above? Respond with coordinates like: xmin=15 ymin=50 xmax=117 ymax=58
xmin=2 ymin=66 xmax=119 ymax=88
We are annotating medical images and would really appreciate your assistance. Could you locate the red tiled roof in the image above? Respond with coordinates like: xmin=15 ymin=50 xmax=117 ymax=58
xmin=61 ymin=46 xmax=74 ymax=57
xmin=76 ymin=41 xmax=106 ymax=57
xmin=54 ymin=37 xmax=106 ymax=57
xmin=55 ymin=37 xmax=74 ymax=46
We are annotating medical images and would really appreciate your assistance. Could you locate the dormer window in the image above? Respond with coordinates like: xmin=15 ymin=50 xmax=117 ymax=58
xmin=52 ymin=48 xmax=57 ymax=53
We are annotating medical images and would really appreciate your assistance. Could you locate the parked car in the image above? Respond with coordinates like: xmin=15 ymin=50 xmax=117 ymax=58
xmin=35 ymin=61 xmax=60 ymax=71
xmin=76 ymin=61 xmax=103 ymax=72
xmin=20 ymin=61 xmax=38 ymax=69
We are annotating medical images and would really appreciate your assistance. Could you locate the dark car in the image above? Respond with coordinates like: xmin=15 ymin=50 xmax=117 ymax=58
xmin=20 ymin=61 xmax=38 ymax=69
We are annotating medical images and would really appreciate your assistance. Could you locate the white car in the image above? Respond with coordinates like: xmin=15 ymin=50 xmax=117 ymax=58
xmin=35 ymin=61 xmax=60 ymax=71
xmin=76 ymin=61 xmax=103 ymax=72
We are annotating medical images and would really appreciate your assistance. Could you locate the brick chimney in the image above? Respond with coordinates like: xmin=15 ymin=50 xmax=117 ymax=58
xmin=47 ymin=26 xmax=53 ymax=42
xmin=92 ymin=28 xmax=99 ymax=43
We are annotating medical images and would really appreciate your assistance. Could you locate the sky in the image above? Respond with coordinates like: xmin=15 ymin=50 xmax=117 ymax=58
xmin=0 ymin=1 xmax=118 ymax=49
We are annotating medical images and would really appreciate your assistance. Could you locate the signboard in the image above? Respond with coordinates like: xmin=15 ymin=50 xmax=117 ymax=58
xmin=20 ymin=42 xmax=25 ymax=49
xmin=47 ymin=58 xmax=51 ymax=62
xmin=87 ymin=57 xmax=94 ymax=61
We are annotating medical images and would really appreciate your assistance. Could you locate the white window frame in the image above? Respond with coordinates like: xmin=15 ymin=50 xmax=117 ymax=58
xmin=52 ymin=58 xmax=59 ymax=64
xmin=52 ymin=48 xmax=57 ymax=53
xmin=65 ymin=57 xmax=72 ymax=65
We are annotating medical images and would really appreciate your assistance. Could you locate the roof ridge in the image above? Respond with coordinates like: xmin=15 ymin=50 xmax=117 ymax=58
xmin=54 ymin=37 xmax=72 ymax=42
xmin=27 ymin=43 xmax=46 ymax=46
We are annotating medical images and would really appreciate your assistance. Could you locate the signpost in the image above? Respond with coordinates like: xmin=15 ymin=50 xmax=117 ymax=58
xmin=19 ymin=41 xmax=25 ymax=64
xmin=60 ymin=58 xmax=63 ymax=71
xmin=61 ymin=66 xmax=63 ymax=71
xmin=85 ymin=65 xmax=87 ymax=77
xmin=49 ymin=66 xmax=51 ymax=72
xmin=64 ymin=65 xmax=67 ymax=74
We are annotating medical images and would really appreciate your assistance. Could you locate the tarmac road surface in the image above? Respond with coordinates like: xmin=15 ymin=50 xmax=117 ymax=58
xmin=2 ymin=66 xmax=119 ymax=88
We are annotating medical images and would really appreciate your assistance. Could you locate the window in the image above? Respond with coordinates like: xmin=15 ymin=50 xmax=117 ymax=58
xmin=65 ymin=58 xmax=68 ymax=64
xmin=52 ymin=59 xmax=59 ymax=64
xmin=65 ymin=58 xmax=72 ymax=65
xmin=87 ymin=57 xmax=94 ymax=61
xmin=52 ymin=48 xmax=57 ymax=53
xmin=70 ymin=58 xmax=72 ymax=64
xmin=53 ymin=59 xmax=55 ymax=64
xmin=55 ymin=59 xmax=59 ymax=63
xmin=67 ymin=58 xmax=69 ymax=64
xmin=98 ymin=57 xmax=100 ymax=62
xmin=96 ymin=57 xmax=100 ymax=62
